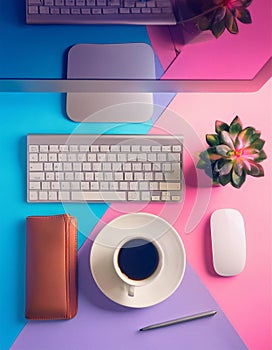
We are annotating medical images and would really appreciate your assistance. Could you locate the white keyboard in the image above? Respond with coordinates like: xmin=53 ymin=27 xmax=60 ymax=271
xmin=26 ymin=0 xmax=176 ymax=25
xmin=27 ymin=134 xmax=183 ymax=203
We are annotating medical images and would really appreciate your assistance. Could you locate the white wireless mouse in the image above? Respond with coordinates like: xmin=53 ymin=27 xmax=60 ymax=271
xmin=210 ymin=209 xmax=246 ymax=277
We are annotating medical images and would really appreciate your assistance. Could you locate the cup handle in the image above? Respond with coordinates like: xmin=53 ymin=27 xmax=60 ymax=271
xmin=128 ymin=284 xmax=135 ymax=297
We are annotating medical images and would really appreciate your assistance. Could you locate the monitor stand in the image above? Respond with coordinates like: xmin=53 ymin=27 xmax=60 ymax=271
xmin=66 ymin=43 xmax=156 ymax=123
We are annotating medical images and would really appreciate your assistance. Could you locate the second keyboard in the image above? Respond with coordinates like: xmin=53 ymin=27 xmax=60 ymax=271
xmin=27 ymin=134 xmax=183 ymax=203
xmin=26 ymin=0 xmax=177 ymax=25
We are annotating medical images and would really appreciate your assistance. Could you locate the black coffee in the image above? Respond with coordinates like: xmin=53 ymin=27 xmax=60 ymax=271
xmin=117 ymin=238 xmax=159 ymax=281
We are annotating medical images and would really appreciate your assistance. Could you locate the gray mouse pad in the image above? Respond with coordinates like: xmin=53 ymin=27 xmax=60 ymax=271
xmin=66 ymin=43 xmax=156 ymax=123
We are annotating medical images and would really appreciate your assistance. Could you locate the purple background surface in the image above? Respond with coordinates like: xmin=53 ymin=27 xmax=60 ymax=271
xmin=12 ymin=238 xmax=247 ymax=350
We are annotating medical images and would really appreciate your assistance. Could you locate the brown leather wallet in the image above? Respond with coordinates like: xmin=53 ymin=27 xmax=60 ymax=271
xmin=25 ymin=214 xmax=78 ymax=320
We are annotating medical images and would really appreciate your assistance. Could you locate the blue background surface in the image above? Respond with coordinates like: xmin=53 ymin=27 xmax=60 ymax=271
xmin=0 ymin=0 xmax=151 ymax=78
xmin=0 ymin=2 xmax=163 ymax=348
xmin=0 ymin=91 xmax=153 ymax=350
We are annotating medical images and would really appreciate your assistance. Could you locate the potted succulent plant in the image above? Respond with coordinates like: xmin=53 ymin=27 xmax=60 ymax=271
xmin=178 ymin=0 xmax=253 ymax=38
xmin=197 ymin=116 xmax=267 ymax=188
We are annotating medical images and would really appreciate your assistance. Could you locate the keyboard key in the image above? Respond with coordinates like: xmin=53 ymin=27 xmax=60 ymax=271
xmin=65 ymin=0 xmax=75 ymax=5
xmin=29 ymin=172 xmax=45 ymax=181
xmin=128 ymin=192 xmax=140 ymax=201
xmin=103 ymin=8 xmax=118 ymax=14
xmin=29 ymin=182 xmax=41 ymax=190
xmin=39 ymin=191 xmax=48 ymax=201
xmin=29 ymin=6 xmax=39 ymax=14
xmin=119 ymin=7 xmax=130 ymax=13
xmin=136 ymin=1 xmax=146 ymax=7
xmin=146 ymin=1 xmax=155 ymax=7
xmin=124 ymin=1 xmax=135 ymax=7
xmin=29 ymin=153 xmax=38 ymax=162
xmin=97 ymin=0 xmax=107 ymax=5
xmin=58 ymin=191 xmax=71 ymax=201
xmin=29 ymin=191 xmax=38 ymax=201
xmin=71 ymin=8 xmax=81 ymax=14
xmin=49 ymin=191 xmax=58 ymax=201
xmin=42 ymin=182 xmax=51 ymax=190
xmin=71 ymin=191 xmax=126 ymax=201
xmin=109 ymin=0 xmax=120 ymax=5
xmin=141 ymin=192 xmax=151 ymax=201
xmin=159 ymin=182 xmax=180 ymax=191
xmin=29 ymin=145 xmax=39 ymax=152
xmin=61 ymin=8 xmax=70 ymax=14
xmin=82 ymin=8 xmax=91 ymax=14
xmin=156 ymin=0 xmax=171 ymax=7
xmin=92 ymin=8 xmax=102 ymax=14
xmin=40 ymin=2 xmax=50 ymax=14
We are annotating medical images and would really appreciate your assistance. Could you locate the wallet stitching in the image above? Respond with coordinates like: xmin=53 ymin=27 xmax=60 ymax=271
xmin=67 ymin=216 xmax=78 ymax=318
xmin=64 ymin=215 xmax=70 ymax=319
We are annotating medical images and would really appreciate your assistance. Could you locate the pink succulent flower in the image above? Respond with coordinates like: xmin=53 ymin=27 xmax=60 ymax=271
xmin=197 ymin=0 xmax=253 ymax=38
xmin=197 ymin=116 xmax=267 ymax=188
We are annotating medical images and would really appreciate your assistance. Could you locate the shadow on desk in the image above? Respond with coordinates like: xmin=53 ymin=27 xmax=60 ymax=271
xmin=16 ymin=219 xmax=27 ymax=323
xmin=79 ymin=238 xmax=132 ymax=313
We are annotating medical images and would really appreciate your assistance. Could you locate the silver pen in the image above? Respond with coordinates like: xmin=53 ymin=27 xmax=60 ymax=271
xmin=139 ymin=310 xmax=217 ymax=331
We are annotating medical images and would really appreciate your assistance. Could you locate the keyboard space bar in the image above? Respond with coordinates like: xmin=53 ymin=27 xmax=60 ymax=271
xmin=71 ymin=191 xmax=126 ymax=201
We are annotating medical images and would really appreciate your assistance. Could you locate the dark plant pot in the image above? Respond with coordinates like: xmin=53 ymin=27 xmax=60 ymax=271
xmin=173 ymin=0 xmax=216 ymax=44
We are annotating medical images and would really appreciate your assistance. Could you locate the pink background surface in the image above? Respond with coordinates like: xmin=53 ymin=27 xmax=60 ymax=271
xmin=148 ymin=0 xmax=272 ymax=79
xmin=153 ymin=79 xmax=272 ymax=350
xmin=91 ymin=79 xmax=272 ymax=350
xmin=147 ymin=8 xmax=272 ymax=347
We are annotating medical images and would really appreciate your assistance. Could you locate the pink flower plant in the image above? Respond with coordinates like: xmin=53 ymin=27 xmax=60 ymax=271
xmin=197 ymin=116 xmax=267 ymax=188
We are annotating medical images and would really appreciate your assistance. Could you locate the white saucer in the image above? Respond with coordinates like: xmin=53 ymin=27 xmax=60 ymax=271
xmin=90 ymin=213 xmax=186 ymax=308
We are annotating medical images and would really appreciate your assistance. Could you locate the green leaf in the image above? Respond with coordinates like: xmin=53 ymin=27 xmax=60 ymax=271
xmin=199 ymin=150 xmax=211 ymax=161
xmin=211 ymin=19 xmax=226 ymax=38
xmin=241 ymin=0 xmax=253 ymax=7
xmin=229 ymin=116 xmax=242 ymax=136
xmin=225 ymin=10 xmax=239 ymax=34
xmin=229 ymin=123 xmax=242 ymax=138
xmin=214 ymin=7 xmax=226 ymax=22
xmin=219 ymin=160 xmax=233 ymax=176
xmin=215 ymin=144 xmax=232 ymax=157
xmin=247 ymin=163 xmax=264 ymax=177
xmin=230 ymin=115 xmax=243 ymax=128
xmin=215 ymin=120 xmax=229 ymax=133
xmin=231 ymin=169 xmax=246 ymax=188
xmin=249 ymin=131 xmax=261 ymax=143
xmin=234 ymin=161 xmax=243 ymax=176
xmin=218 ymin=172 xmax=231 ymax=186
xmin=207 ymin=148 xmax=223 ymax=160
xmin=250 ymin=138 xmax=265 ymax=151
xmin=206 ymin=134 xmax=220 ymax=146
xmin=198 ymin=16 xmax=212 ymax=31
xmin=214 ymin=158 xmax=227 ymax=172
xmin=235 ymin=8 xmax=252 ymax=24
xmin=235 ymin=127 xmax=255 ymax=147
xmin=197 ymin=159 xmax=208 ymax=169
xmin=254 ymin=150 xmax=267 ymax=163
xmin=220 ymin=130 xmax=235 ymax=149
xmin=204 ymin=167 xmax=214 ymax=179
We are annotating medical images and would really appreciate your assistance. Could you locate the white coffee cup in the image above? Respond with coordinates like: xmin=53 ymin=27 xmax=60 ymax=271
xmin=113 ymin=237 xmax=164 ymax=297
